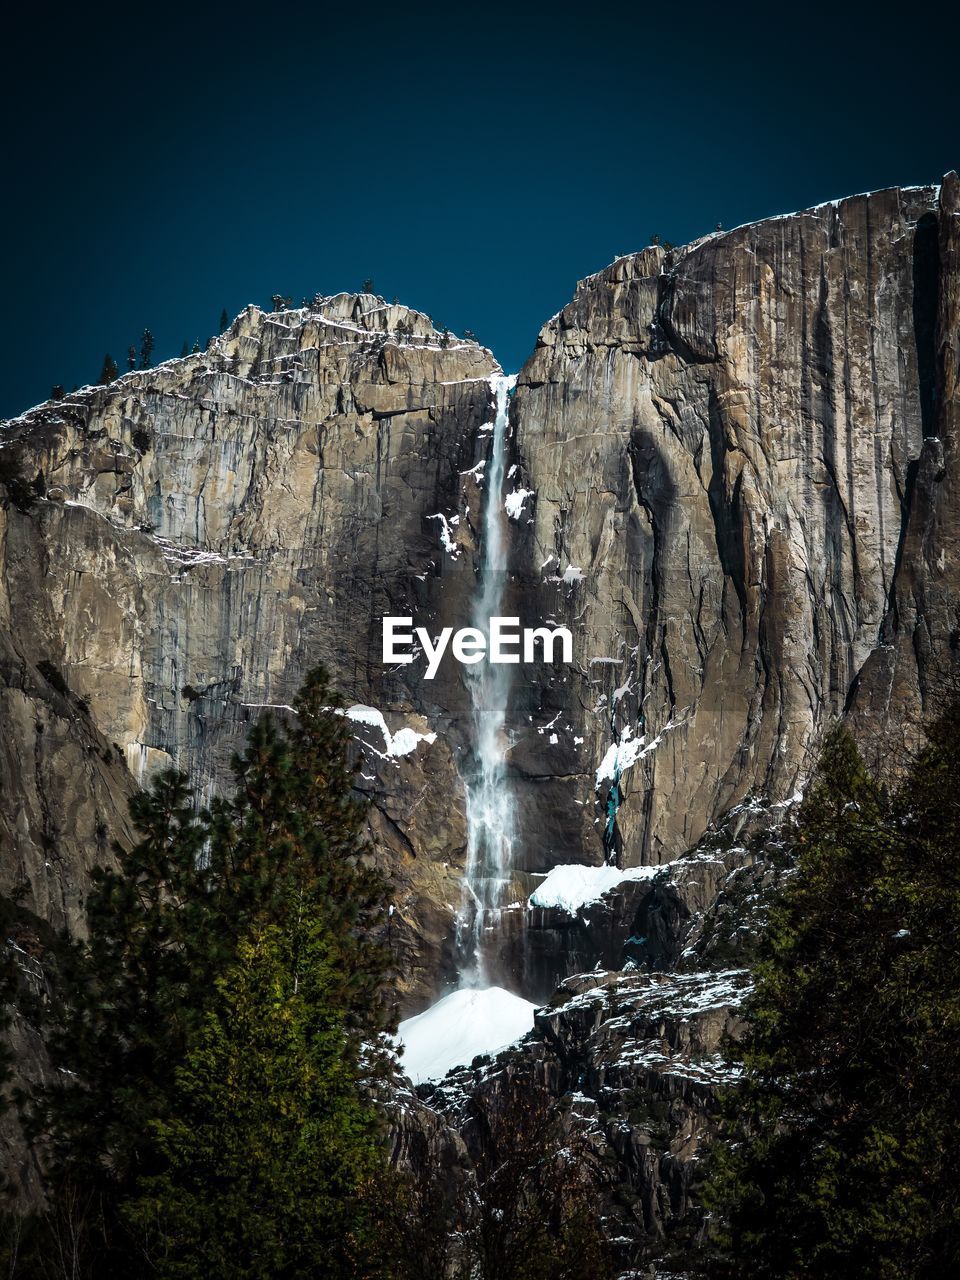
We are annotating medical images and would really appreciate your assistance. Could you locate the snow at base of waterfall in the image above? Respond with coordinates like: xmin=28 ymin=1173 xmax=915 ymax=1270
xmin=397 ymin=986 xmax=538 ymax=1085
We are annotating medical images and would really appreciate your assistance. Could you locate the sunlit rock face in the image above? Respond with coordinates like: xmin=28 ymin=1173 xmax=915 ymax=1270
xmin=2 ymin=179 xmax=959 ymax=1015
xmin=506 ymin=180 xmax=960 ymax=903
xmin=1 ymin=296 xmax=499 ymax=1002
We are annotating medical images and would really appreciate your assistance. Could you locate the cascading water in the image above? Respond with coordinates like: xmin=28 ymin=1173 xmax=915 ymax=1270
xmin=458 ymin=372 xmax=518 ymax=987
xmin=397 ymin=371 xmax=539 ymax=1080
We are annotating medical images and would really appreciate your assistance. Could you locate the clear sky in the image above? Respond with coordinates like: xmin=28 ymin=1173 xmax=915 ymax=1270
xmin=2 ymin=0 xmax=957 ymax=417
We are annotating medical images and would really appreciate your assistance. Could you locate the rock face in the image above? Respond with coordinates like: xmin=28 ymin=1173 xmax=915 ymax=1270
xmin=3 ymin=184 xmax=960 ymax=1004
xmin=847 ymin=172 xmax=960 ymax=751
xmin=503 ymin=180 xmax=960 ymax=929
xmin=1 ymin=296 xmax=499 ymax=1005
xmin=1 ymin=177 xmax=959 ymax=1244
xmin=411 ymin=965 xmax=749 ymax=1268
xmin=0 ymin=623 xmax=136 ymax=938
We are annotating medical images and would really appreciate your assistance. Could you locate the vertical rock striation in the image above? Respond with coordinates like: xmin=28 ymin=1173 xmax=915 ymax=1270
xmin=1 ymin=180 xmax=958 ymax=1008
xmin=508 ymin=181 xmax=960 ymax=905
xmin=2 ymin=178 xmax=959 ymax=1245
xmin=2 ymin=296 xmax=499 ymax=1002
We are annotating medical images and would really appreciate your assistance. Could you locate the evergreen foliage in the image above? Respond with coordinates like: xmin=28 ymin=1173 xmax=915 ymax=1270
xmin=98 ymin=353 xmax=118 ymax=384
xmin=121 ymin=924 xmax=386 ymax=1276
xmin=127 ymin=345 xmax=137 ymax=371
xmin=707 ymin=708 xmax=960 ymax=1279
xmin=219 ymin=308 xmax=230 ymax=331
xmin=139 ymin=329 xmax=155 ymax=369
xmin=26 ymin=668 xmax=396 ymax=1279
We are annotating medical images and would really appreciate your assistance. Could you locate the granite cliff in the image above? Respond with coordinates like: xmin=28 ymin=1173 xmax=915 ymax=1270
xmin=505 ymin=177 xmax=958 ymax=895
xmin=1 ymin=296 xmax=498 ymax=1001
xmin=1 ymin=176 xmax=958 ymax=1247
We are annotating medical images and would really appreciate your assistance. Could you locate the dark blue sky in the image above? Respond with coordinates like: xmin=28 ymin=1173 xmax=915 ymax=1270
xmin=2 ymin=1 xmax=957 ymax=417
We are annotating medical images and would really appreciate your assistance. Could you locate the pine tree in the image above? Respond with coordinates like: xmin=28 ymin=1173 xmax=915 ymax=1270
xmin=707 ymin=713 xmax=960 ymax=1278
xmin=122 ymin=921 xmax=386 ymax=1277
xmin=30 ymin=668 xmax=397 ymax=1278
xmin=98 ymin=353 xmax=118 ymax=384
xmin=219 ymin=308 xmax=229 ymax=331
xmin=140 ymin=329 xmax=155 ymax=369
xmin=38 ymin=772 xmax=209 ymax=1191
xmin=203 ymin=668 xmax=394 ymax=1054
xmin=50 ymin=384 xmax=65 ymax=400
xmin=127 ymin=345 xmax=137 ymax=371
xmin=179 ymin=340 xmax=189 ymax=358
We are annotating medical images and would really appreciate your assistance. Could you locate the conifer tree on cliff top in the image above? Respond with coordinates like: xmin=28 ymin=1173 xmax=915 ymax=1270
xmin=31 ymin=668 xmax=397 ymax=1279
xmin=707 ymin=705 xmax=960 ymax=1279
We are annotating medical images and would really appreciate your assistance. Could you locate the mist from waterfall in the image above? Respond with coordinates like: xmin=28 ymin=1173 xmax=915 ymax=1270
xmin=458 ymin=372 xmax=518 ymax=987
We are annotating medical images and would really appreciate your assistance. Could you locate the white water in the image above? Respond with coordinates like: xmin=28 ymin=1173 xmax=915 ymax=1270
xmin=397 ymin=373 xmax=537 ymax=1081
xmin=458 ymin=373 xmax=518 ymax=986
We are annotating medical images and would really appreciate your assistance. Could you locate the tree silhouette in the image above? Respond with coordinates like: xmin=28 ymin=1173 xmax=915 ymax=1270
xmin=139 ymin=329 xmax=155 ymax=369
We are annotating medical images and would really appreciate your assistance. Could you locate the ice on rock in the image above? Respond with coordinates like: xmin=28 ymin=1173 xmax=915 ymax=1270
xmin=397 ymin=986 xmax=538 ymax=1084
xmin=595 ymin=720 xmax=680 ymax=785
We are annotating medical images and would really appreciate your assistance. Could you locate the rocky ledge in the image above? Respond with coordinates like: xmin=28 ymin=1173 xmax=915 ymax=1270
xmin=402 ymin=965 xmax=750 ymax=1266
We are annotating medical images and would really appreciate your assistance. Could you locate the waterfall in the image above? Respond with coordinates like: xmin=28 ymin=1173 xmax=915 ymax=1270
xmin=458 ymin=372 xmax=518 ymax=987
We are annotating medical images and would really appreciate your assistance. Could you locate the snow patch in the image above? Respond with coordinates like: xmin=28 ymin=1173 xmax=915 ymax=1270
xmin=595 ymin=719 xmax=681 ymax=785
xmin=529 ymin=863 xmax=659 ymax=915
xmin=397 ymin=986 xmax=537 ymax=1084
xmin=504 ymin=487 xmax=534 ymax=520
xmin=340 ymin=704 xmax=436 ymax=759
xmin=612 ymin=677 xmax=633 ymax=706
xmin=427 ymin=513 xmax=461 ymax=559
